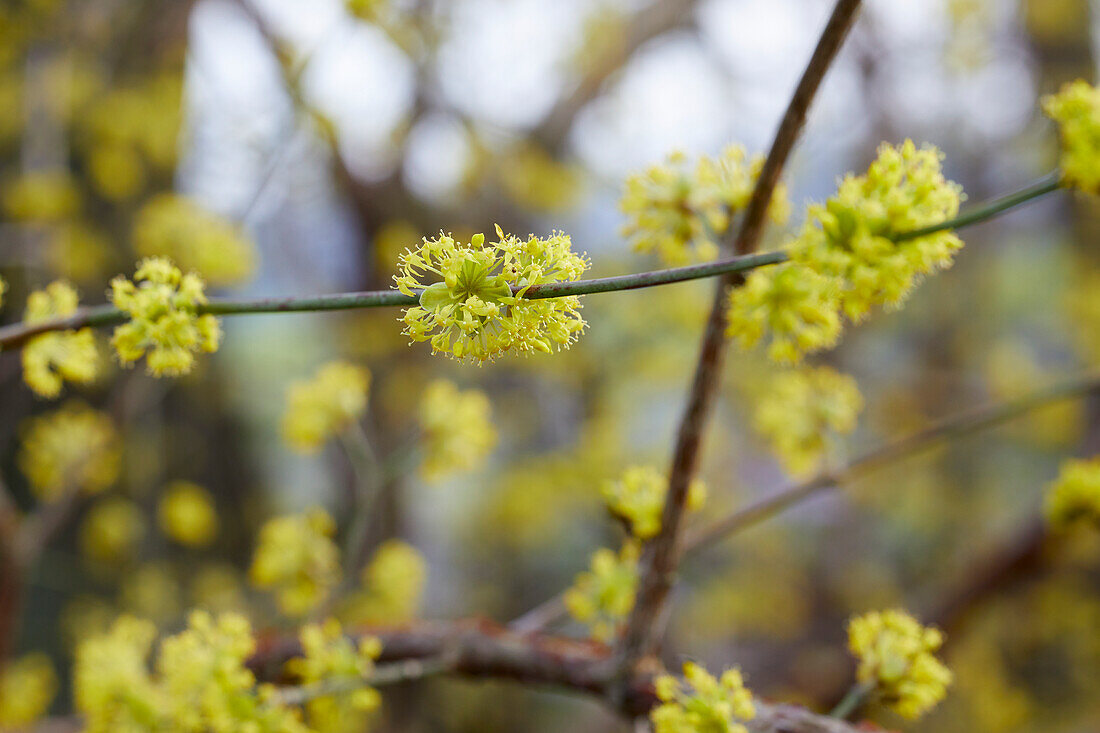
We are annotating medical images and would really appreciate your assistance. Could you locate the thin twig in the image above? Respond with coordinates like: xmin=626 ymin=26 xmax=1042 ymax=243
xmin=0 ymin=173 xmax=1064 ymax=352
xmin=613 ymin=0 xmax=865 ymax=682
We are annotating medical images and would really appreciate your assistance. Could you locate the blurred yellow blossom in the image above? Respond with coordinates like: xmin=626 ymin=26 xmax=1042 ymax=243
xmin=0 ymin=274 xmax=6 ymax=310
xmin=60 ymin=595 xmax=117 ymax=652
xmin=601 ymin=465 xmax=706 ymax=539
xmin=847 ymin=609 xmax=952 ymax=719
xmin=133 ymin=194 xmax=256 ymax=286
xmin=621 ymin=146 xmax=789 ymax=266
xmin=1 ymin=169 xmax=80 ymax=222
xmin=286 ymin=619 xmax=382 ymax=732
xmin=110 ymin=257 xmax=222 ymax=376
xmin=0 ymin=653 xmax=57 ymax=729
xmin=45 ymin=222 xmax=114 ymax=283
xmin=22 ymin=280 xmax=99 ymax=397
xmin=752 ymin=366 xmax=862 ymax=478
xmin=158 ymin=480 xmax=219 ymax=547
xmin=564 ymin=541 xmax=639 ymax=641
xmin=499 ymin=143 xmax=584 ymax=212
xmin=340 ymin=539 xmax=427 ymax=624
xmin=120 ymin=562 xmax=182 ymax=625
xmin=87 ymin=142 xmax=147 ymax=201
xmin=281 ymin=361 xmax=370 ymax=453
xmin=418 ymin=379 xmax=496 ymax=481
xmin=1044 ymin=457 xmax=1100 ymax=530
xmin=80 ymin=73 xmax=183 ymax=175
xmin=651 ymin=661 xmax=755 ymax=733
xmin=18 ymin=400 xmax=120 ymax=501
xmin=250 ymin=507 xmax=341 ymax=617
xmin=791 ymin=140 xmax=964 ymax=321
xmin=1043 ymin=80 xmax=1100 ymax=194
xmin=394 ymin=227 xmax=589 ymax=362
xmin=80 ymin=497 xmax=146 ymax=563
xmin=726 ymin=261 xmax=842 ymax=364
xmin=74 ymin=615 xmax=163 ymax=732
xmin=190 ymin=564 xmax=248 ymax=614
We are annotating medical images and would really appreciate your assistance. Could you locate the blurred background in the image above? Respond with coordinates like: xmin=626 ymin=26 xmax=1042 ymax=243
xmin=2 ymin=0 xmax=1100 ymax=730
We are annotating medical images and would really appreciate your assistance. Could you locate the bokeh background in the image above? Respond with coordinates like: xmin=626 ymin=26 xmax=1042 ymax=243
xmin=2 ymin=0 xmax=1100 ymax=730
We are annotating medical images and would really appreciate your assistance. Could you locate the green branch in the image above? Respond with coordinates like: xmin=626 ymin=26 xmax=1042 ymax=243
xmin=0 ymin=175 xmax=1064 ymax=351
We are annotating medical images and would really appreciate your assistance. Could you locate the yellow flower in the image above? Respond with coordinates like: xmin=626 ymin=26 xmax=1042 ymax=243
xmin=87 ymin=142 xmax=147 ymax=201
xmin=74 ymin=616 xmax=163 ymax=732
xmin=158 ymin=480 xmax=219 ymax=546
xmin=1 ymin=169 xmax=80 ymax=222
xmin=21 ymin=280 xmax=99 ymax=397
xmin=249 ymin=507 xmax=341 ymax=617
xmin=340 ymin=539 xmax=427 ymax=624
xmin=109 ymin=257 xmax=222 ymax=376
xmin=621 ymin=146 xmax=789 ymax=266
xmin=564 ymin=541 xmax=639 ymax=641
xmin=286 ymin=619 xmax=382 ymax=732
xmin=601 ymin=465 xmax=706 ymax=539
xmin=45 ymin=222 xmax=114 ymax=283
xmin=281 ymin=361 xmax=370 ymax=453
xmin=651 ymin=661 xmax=755 ymax=733
xmin=18 ymin=400 xmax=120 ymax=501
xmin=0 ymin=653 xmax=57 ymax=729
xmin=0 ymin=274 xmax=7 ymax=310
xmin=418 ymin=379 xmax=497 ymax=481
xmin=791 ymin=140 xmax=964 ymax=321
xmin=80 ymin=497 xmax=146 ymax=563
xmin=726 ymin=261 xmax=843 ymax=364
xmin=394 ymin=227 xmax=589 ymax=362
xmin=847 ymin=609 xmax=952 ymax=719
xmin=1044 ymin=457 xmax=1100 ymax=530
xmin=752 ymin=366 xmax=863 ymax=478
xmin=1043 ymin=80 xmax=1100 ymax=194
xmin=133 ymin=194 xmax=256 ymax=286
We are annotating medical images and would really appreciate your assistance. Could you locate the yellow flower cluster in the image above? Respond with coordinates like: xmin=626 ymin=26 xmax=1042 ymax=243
xmin=21 ymin=280 xmax=98 ymax=397
xmin=286 ymin=619 xmax=382 ymax=732
xmin=75 ymin=612 xmax=308 ymax=733
xmin=158 ymin=480 xmax=219 ymax=547
xmin=794 ymin=140 xmax=964 ymax=320
xmin=1044 ymin=457 xmax=1100 ymax=530
xmin=133 ymin=194 xmax=256 ymax=286
xmin=621 ymin=146 xmax=789 ymax=266
xmin=1043 ymin=80 xmax=1100 ymax=193
xmin=729 ymin=141 xmax=963 ymax=363
xmin=18 ymin=400 xmax=120 ymax=501
xmin=651 ymin=661 xmax=755 ymax=733
xmin=418 ymin=379 xmax=497 ymax=481
xmin=601 ymin=465 xmax=706 ymax=539
xmin=110 ymin=257 xmax=221 ymax=376
xmin=752 ymin=366 xmax=863 ymax=478
xmin=0 ymin=653 xmax=57 ymax=729
xmin=80 ymin=497 xmax=145 ymax=563
xmin=341 ymin=539 xmax=427 ymax=624
xmin=394 ymin=227 xmax=589 ymax=362
xmin=564 ymin=541 xmax=639 ymax=641
xmin=1 ymin=169 xmax=80 ymax=222
xmin=726 ymin=262 xmax=842 ymax=364
xmin=250 ymin=507 xmax=341 ymax=617
xmin=282 ymin=362 xmax=371 ymax=453
xmin=847 ymin=609 xmax=953 ymax=719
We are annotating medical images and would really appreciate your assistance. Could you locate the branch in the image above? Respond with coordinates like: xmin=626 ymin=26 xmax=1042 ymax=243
xmin=248 ymin=617 xmax=881 ymax=732
xmin=613 ymin=0 xmax=864 ymax=680
xmin=0 ymin=171 xmax=1063 ymax=352
xmin=511 ymin=367 xmax=1100 ymax=633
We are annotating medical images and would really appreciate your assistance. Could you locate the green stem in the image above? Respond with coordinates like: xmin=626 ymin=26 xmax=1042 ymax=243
xmin=896 ymin=173 xmax=1063 ymax=241
xmin=829 ymin=680 xmax=875 ymax=719
xmin=0 ymin=174 xmax=1065 ymax=351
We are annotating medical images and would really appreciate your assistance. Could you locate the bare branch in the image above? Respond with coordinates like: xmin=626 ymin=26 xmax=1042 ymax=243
xmin=614 ymin=0 xmax=864 ymax=680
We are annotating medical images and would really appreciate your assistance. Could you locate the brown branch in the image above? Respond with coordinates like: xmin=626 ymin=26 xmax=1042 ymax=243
xmin=613 ymin=0 xmax=863 ymax=681
xmin=248 ymin=617 xmax=880 ymax=732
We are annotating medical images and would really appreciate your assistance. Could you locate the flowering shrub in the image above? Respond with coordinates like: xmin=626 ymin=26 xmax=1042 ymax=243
xmin=651 ymin=661 xmax=755 ymax=733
